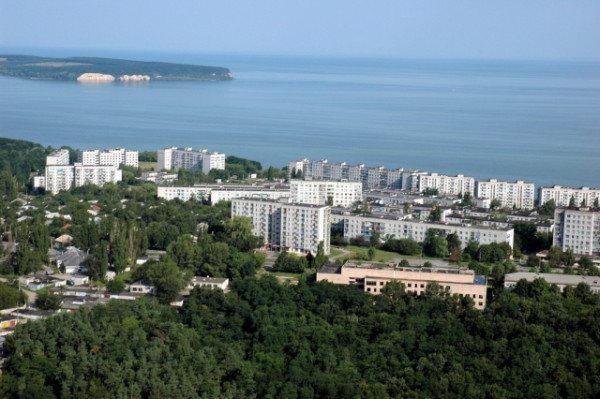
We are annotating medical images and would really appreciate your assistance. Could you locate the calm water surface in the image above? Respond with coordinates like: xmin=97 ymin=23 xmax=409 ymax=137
xmin=1 ymin=50 xmax=599 ymax=188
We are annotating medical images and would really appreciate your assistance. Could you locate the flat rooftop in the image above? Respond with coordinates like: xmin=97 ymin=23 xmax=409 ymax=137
xmin=505 ymin=272 xmax=600 ymax=288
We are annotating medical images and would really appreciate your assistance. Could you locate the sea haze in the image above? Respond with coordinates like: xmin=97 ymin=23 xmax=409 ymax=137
xmin=1 ymin=50 xmax=599 ymax=188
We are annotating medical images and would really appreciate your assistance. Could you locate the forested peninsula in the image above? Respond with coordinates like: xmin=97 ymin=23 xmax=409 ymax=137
xmin=0 ymin=55 xmax=234 ymax=82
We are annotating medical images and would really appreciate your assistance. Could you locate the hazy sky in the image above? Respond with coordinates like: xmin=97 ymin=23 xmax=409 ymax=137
xmin=1 ymin=0 xmax=599 ymax=59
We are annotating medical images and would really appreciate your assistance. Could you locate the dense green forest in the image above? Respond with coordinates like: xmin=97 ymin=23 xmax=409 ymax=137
xmin=0 ymin=55 xmax=233 ymax=81
xmin=1 ymin=277 xmax=599 ymax=398
xmin=0 ymin=138 xmax=51 ymax=196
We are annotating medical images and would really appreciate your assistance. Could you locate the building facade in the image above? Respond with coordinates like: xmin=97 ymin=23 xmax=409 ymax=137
xmin=287 ymin=159 xmax=412 ymax=189
xmin=231 ymin=198 xmax=330 ymax=254
xmin=290 ymin=180 xmax=362 ymax=207
xmin=157 ymin=185 xmax=290 ymax=204
xmin=418 ymin=173 xmax=475 ymax=196
xmin=78 ymin=148 xmax=139 ymax=168
xmin=317 ymin=262 xmax=488 ymax=309
xmin=332 ymin=210 xmax=514 ymax=249
xmin=553 ymin=207 xmax=600 ymax=255
xmin=539 ymin=186 xmax=600 ymax=208
xmin=476 ymin=179 xmax=535 ymax=210
xmin=158 ymin=147 xmax=225 ymax=174
xmin=46 ymin=149 xmax=70 ymax=166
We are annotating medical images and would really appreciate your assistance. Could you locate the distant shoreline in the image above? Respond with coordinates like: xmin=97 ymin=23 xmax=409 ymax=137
xmin=0 ymin=54 xmax=234 ymax=82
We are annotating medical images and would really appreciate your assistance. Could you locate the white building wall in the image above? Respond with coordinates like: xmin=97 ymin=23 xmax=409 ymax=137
xmin=553 ymin=208 xmax=600 ymax=255
xmin=45 ymin=165 xmax=75 ymax=194
xmin=335 ymin=212 xmax=513 ymax=249
xmin=73 ymin=164 xmax=122 ymax=188
xmin=232 ymin=198 xmax=330 ymax=254
xmin=46 ymin=149 xmax=70 ymax=166
xmin=540 ymin=186 xmax=600 ymax=208
xmin=476 ymin=179 xmax=535 ymax=210
xmin=290 ymin=180 xmax=362 ymax=208
xmin=418 ymin=173 xmax=475 ymax=196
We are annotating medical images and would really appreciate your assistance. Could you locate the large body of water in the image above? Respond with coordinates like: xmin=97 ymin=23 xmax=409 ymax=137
xmin=1 ymin=50 xmax=599 ymax=188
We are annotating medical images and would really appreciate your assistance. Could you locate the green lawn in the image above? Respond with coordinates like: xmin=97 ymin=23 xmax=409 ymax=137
xmin=270 ymin=272 xmax=302 ymax=280
xmin=328 ymin=249 xmax=344 ymax=257
xmin=342 ymin=245 xmax=442 ymax=263
xmin=344 ymin=245 xmax=401 ymax=262
xmin=138 ymin=161 xmax=157 ymax=171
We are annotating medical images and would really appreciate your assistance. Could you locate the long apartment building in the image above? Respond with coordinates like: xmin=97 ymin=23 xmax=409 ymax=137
xmin=290 ymin=180 xmax=362 ymax=208
xmin=332 ymin=210 xmax=514 ymax=249
xmin=418 ymin=173 xmax=475 ymax=196
xmin=553 ymin=207 xmax=600 ymax=256
xmin=40 ymin=149 xmax=122 ymax=194
xmin=288 ymin=159 xmax=423 ymax=190
xmin=231 ymin=198 xmax=330 ymax=254
xmin=78 ymin=148 xmax=138 ymax=168
xmin=158 ymin=147 xmax=225 ymax=174
xmin=317 ymin=262 xmax=488 ymax=309
xmin=157 ymin=184 xmax=290 ymax=204
xmin=539 ymin=186 xmax=600 ymax=208
xmin=476 ymin=179 xmax=535 ymax=210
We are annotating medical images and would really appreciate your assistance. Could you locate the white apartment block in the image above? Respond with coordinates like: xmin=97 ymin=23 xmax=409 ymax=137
xmin=45 ymin=165 xmax=75 ymax=194
xmin=157 ymin=185 xmax=290 ymax=204
xmin=553 ymin=207 xmax=600 ymax=256
xmin=73 ymin=163 xmax=122 ymax=189
xmin=231 ymin=198 xmax=331 ymax=254
xmin=476 ymin=179 xmax=535 ymax=210
xmin=539 ymin=186 xmax=600 ymax=208
xmin=317 ymin=262 xmax=488 ymax=309
xmin=287 ymin=159 xmax=409 ymax=189
xmin=158 ymin=147 xmax=225 ymax=174
xmin=290 ymin=180 xmax=362 ymax=207
xmin=44 ymin=164 xmax=122 ymax=194
xmin=46 ymin=149 xmax=70 ymax=166
xmin=332 ymin=211 xmax=514 ymax=249
xmin=78 ymin=148 xmax=139 ymax=167
xmin=418 ymin=173 xmax=475 ymax=196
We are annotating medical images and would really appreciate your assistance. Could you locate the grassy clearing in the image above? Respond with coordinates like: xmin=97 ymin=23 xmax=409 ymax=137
xmin=329 ymin=249 xmax=344 ymax=257
xmin=270 ymin=272 xmax=302 ymax=280
xmin=138 ymin=161 xmax=157 ymax=171
xmin=344 ymin=245 xmax=400 ymax=262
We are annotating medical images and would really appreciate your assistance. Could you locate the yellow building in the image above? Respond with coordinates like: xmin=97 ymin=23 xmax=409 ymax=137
xmin=317 ymin=261 xmax=487 ymax=309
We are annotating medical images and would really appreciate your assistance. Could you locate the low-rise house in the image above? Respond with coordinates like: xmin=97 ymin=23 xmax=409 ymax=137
xmin=129 ymin=279 xmax=155 ymax=294
xmin=188 ymin=276 xmax=229 ymax=291
xmin=19 ymin=274 xmax=66 ymax=290
xmin=54 ymin=234 xmax=73 ymax=246
xmin=56 ymin=246 xmax=87 ymax=274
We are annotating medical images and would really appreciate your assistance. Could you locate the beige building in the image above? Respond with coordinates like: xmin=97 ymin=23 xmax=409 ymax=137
xmin=317 ymin=261 xmax=488 ymax=309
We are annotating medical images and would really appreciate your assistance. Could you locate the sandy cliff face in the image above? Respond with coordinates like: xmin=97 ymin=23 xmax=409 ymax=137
xmin=119 ymin=75 xmax=151 ymax=81
xmin=77 ymin=73 xmax=115 ymax=81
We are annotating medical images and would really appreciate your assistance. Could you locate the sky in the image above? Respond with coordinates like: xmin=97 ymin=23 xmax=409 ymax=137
xmin=1 ymin=0 xmax=599 ymax=60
